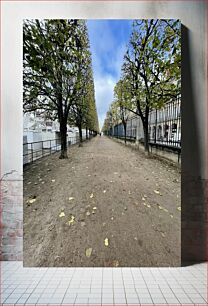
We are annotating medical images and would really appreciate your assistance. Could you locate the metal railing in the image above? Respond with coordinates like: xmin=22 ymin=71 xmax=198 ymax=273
xmin=148 ymin=98 xmax=181 ymax=149
xmin=106 ymin=98 xmax=181 ymax=159
xmin=23 ymin=134 xmax=91 ymax=165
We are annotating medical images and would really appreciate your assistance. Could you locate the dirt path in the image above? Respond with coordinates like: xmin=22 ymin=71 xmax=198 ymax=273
xmin=23 ymin=136 xmax=181 ymax=267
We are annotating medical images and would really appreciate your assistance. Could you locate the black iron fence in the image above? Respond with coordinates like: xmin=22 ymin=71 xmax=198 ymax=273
xmin=148 ymin=97 xmax=181 ymax=148
xmin=106 ymin=98 xmax=181 ymax=159
xmin=23 ymin=134 xmax=92 ymax=165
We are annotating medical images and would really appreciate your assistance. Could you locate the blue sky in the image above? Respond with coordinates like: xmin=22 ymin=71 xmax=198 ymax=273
xmin=87 ymin=20 xmax=132 ymax=130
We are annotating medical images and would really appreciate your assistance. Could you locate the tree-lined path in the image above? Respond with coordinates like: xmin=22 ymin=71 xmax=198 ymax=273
xmin=24 ymin=136 xmax=180 ymax=267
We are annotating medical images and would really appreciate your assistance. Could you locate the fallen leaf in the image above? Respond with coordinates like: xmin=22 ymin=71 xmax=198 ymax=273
xmin=158 ymin=205 xmax=163 ymax=210
xmin=142 ymin=197 xmax=146 ymax=201
xmin=103 ymin=190 xmax=106 ymax=193
xmin=86 ymin=211 xmax=91 ymax=216
xmin=88 ymin=174 xmax=91 ymax=177
xmin=93 ymin=207 xmax=97 ymax=210
xmin=104 ymin=238 xmax=109 ymax=246
xmin=146 ymin=204 xmax=151 ymax=208
xmin=154 ymin=190 xmax=160 ymax=194
xmin=112 ymin=260 xmax=119 ymax=267
xmin=177 ymin=206 xmax=181 ymax=211
xmin=161 ymin=233 xmax=166 ymax=237
xmin=85 ymin=248 xmax=92 ymax=257
xmin=124 ymin=207 xmax=127 ymax=210
xmin=27 ymin=182 xmax=31 ymax=185
xmin=170 ymin=214 xmax=174 ymax=218
xmin=163 ymin=208 xmax=168 ymax=213
xmin=114 ymin=172 xmax=118 ymax=175
xmin=51 ymin=179 xmax=55 ymax=182
xmin=134 ymin=237 xmax=138 ymax=241
xmin=90 ymin=193 xmax=94 ymax=198
xmin=28 ymin=198 xmax=36 ymax=204
xmin=111 ymin=217 xmax=114 ymax=220
xmin=68 ymin=215 xmax=75 ymax=225
xmin=59 ymin=212 xmax=65 ymax=218
xmin=69 ymin=197 xmax=74 ymax=201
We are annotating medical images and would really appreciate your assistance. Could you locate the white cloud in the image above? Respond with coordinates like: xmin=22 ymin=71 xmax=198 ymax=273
xmin=94 ymin=74 xmax=116 ymax=129
xmin=87 ymin=20 xmax=130 ymax=129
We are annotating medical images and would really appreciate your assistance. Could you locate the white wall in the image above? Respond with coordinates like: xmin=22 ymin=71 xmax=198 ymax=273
xmin=1 ymin=1 xmax=207 ymax=180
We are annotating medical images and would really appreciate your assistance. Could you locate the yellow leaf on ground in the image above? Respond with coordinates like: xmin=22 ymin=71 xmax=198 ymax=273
xmin=104 ymin=238 xmax=109 ymax=246
xmin=112 ymin=260 xmax=119 ymax=267
xmin=177 ymin=206 xmax=181 ymax=211
xmin=28 ymin=198 xmax=36 ymax=204
xmin=154 ymin=190 xmax=160 ymax=194
xmin=147 ymin=204 xmax=151 ymax=208
xmin=163 ymin=208 xmax=168 ymax=212
xmin=90 ymin=193 xmax=94 ymax=198
xmin=85 ymin=248 xmax=92 ymax=257
xmin=161 ymin=233 xmax=166 ymax=237
xmin=59 ymin=212 xmax=65 ymax=218
xmin=69 ymin=197 xmax=74 ymax=201
xmin=86 ymin=211 xmax=91 ymax=216
xmin=93 ymin=207 xmax=97 ymax=210
xmin=51 ymin=179 xmax=55 ymax=182
xmin=103 ymin=190 xmax=106 ymax=193
xmin=68 ymin=215 xmax=75 ymax=225
xmin=158 ymin=205 xmax=163 ymax=210
xmin=170 ymin=214 xmax=174 ymax=218
xmin=142 ymin=197 xmax=146 ymax=201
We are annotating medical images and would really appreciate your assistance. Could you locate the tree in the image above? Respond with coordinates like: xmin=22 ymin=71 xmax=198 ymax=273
xmin=122 ymin=19 xmax=181 ymax=152
xmin=23 ymin=19 xmax=92 ymax=158
xmin=113 ymin=79 xmax=132 ymax=143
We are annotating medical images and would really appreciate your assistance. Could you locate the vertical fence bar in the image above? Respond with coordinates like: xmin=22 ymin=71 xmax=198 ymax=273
xmin=31 ymin=143 xmax=33 ymax=163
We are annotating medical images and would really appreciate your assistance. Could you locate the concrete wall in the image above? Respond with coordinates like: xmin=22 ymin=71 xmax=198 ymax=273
xmin=1 ymin=1 xmax=207 ymax=264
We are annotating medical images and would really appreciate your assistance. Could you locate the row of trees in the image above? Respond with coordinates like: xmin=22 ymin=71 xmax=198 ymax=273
xmin=23 ymin=19 xmax=99 ymax=158
xmin=103 ymin=19 xmax=181 ymax=152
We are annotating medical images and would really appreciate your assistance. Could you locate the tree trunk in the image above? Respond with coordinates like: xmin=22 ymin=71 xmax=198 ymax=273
xmin=123 ymin=122 xmax=127 ymax=144
xmin=59 ymin=117 xmax=68 ymax=159
xmin=142 ymin=118 xmax=149 ymax=153
xmin=78 ymin=125 xmax=83 ymax=147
